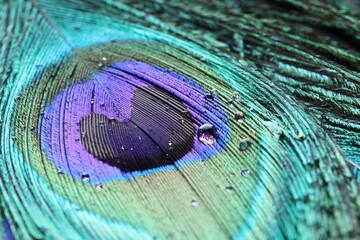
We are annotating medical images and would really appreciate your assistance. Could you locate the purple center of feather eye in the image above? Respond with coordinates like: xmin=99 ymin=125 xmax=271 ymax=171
xmin=80 ymin=86 xmax=195 ymax=172
xmin=40 ymin=61 xmax=228 ymax=182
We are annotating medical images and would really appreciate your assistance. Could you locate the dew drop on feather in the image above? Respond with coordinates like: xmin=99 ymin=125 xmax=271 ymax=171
xmin=197 ymin=124 xmax=216 ymax=144
xmin=225 ymin=186 xmax=235 ymax=194
xmin=191 ymin=199 xmax=199 ymax=206
xmin=241 ymin=169 xmax=250 ymax=177
xmin=82 ymin=173 xmax=90 ymax=182
xmin=95 ymin=183 xmax=103 ymax=190
xmin=235 ymin=111 xmax=245 ymax=123
xmin=239 ymin=138 xmax=251 ymax=151
xmin=232 ymin=92 xmax=241 ymax=102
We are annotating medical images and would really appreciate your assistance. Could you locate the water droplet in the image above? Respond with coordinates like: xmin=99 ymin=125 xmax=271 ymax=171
xmin=168 ymin=141 xmax=172 ymax=146
xmin=225 ymin=186 xmax=235 ymax=194
xmin=95 ymin=183 xmax=103 ymax=190
xmin=11 ymin=135 xmax=16 ymax=140
xmin=98 ymin=63 xmax=103 ymax=67
xmin=197 ymin=124 xmax=216 ymax=144
xmin=241 ymin=168 xmax=250 ymax=177
xmin=191 ymin=199 xmax=199 ymax=206
xmin=229 ymin=172 xmax=235 ymax=177
xmin=239 ymin=138 xmax=251 ymax=151
xmin=297 ymin=132 xmax=306 ymax=141
xmin=227 ymin=100 xmax=234 ymax=108
xmin=205 ymin=89 xmax=218 ymax=100
xmin=109 ymin=118 xmax=116 ymax=124
xmin=232 ymin=92 xmax=241 ymax=102
xmin=101 ymin=57 xmax=107 ymax=61
xmin=211 ymin=89 xmax=218 ymax=97
xmin=57 ymin=170 xmax=64 ymax=175
xmin=234 ymin=111 xmax=245 ymax=123
xmin=82 ymin=173 xmax=90 ymax=182
xmin=181 ymin=110 xmax=189 ymax=117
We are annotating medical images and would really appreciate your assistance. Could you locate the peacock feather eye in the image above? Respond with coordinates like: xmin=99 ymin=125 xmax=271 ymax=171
xmin=12 ymin=40 xmax=260 ymax=238
xmin=1 ymin=0 xmax=359 ymax=239
xmin=38 ymin=58 xmax=230 ymax=182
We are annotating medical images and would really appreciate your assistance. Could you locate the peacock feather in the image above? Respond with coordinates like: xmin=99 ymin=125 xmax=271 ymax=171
xmin=0 ymin=0 xmax=359 ymax=239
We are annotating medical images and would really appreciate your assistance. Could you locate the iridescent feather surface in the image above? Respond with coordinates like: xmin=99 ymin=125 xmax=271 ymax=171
xmin=0 ymin=0 xmax=359 ymax=239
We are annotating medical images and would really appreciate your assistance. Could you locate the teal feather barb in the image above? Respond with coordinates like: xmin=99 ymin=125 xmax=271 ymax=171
xmin=0 ymin=0 xmax=359 ymax=239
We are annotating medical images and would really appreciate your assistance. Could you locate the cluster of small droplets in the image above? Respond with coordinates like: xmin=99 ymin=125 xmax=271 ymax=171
xmin=198 ymin=91 xmax=253 ymax=183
